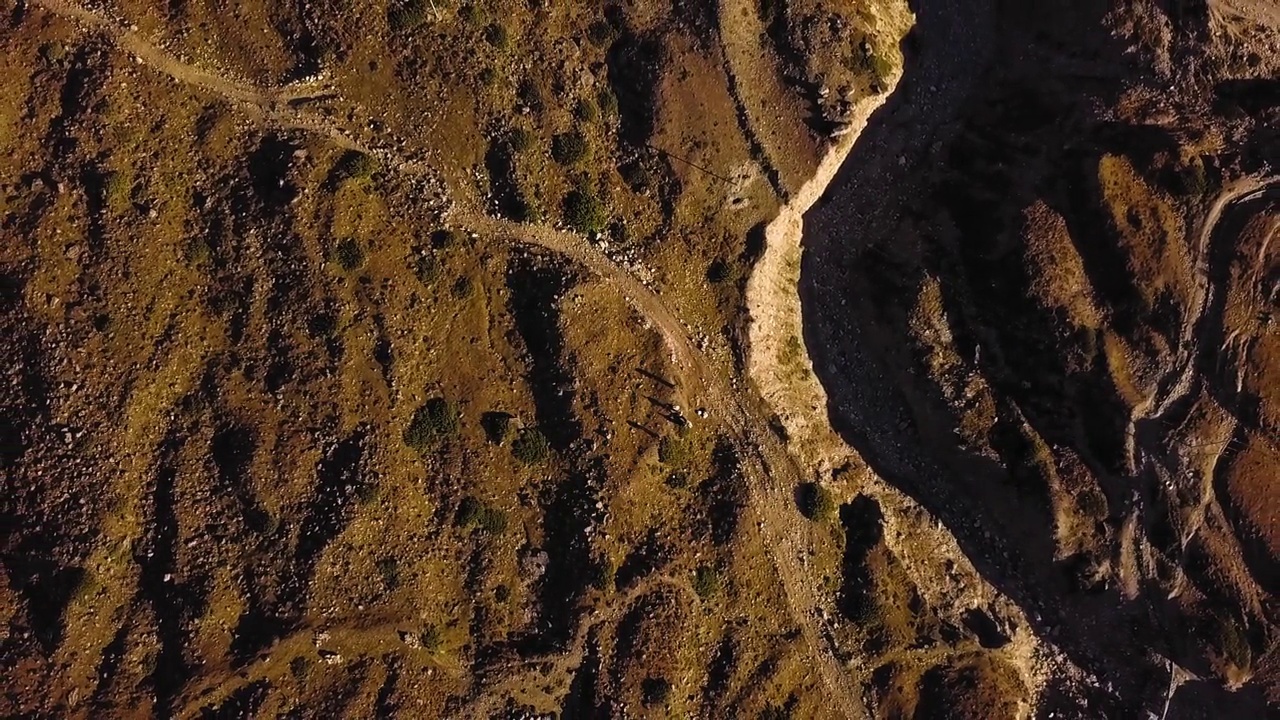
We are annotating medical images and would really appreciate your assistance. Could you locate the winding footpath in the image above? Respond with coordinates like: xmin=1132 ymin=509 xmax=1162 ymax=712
xmin=30 ymin=0 xmax=873 ymax=715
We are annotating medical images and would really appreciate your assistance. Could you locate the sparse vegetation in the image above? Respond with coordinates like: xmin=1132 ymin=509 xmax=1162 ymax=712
xmin=405 ymin=397 xmax=460 ymax=451
xmin=508 ymin=127 xmax=534 ymax=153
xmin=456 ymin=496 xmax=509 ymax=534
xmin=693 ymin=564 xmax=721 ymax=600
xmin=563 ymin=188 xmax=607 ymax=234
xmin=485 ymin=23 xmax=510 ymax=49
xmin=331 ymin=150 xmax=379 ymax=184
xmin=798 ymin=481 xmax=836 ymax=521
xmin=388 ymin=0 xmax=429 ymax=31
xmin=481 ymin=411 xmax=513 ymax=445
xmin=574 ymin=98 xmax=600 ymax=123
xmin=641 ymin=676 xmax=673 ymax=706
xmin=414 ymin=253 xmax=441 ymax=284
xmin=334 ymin=239 xmax=366 ymax=271
xmin=551 ymin=130 xmax=590 ymax=165
xmin=511 ymin=427 xmax=550 ymax=465
xmin=658 ymin=433 xmax=692 ymax=466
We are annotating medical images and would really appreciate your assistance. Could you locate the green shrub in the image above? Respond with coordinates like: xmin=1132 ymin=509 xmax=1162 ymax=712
xmin=658 ymin=434 xmax=691 ymax=466
xmin=388 ymin=0 xmax=428 ymax=31
xmin=419 ymin=625 xmax=443 ymax=652
xmin=451 ymin=275 xmax=474 ymax=298
xmin=706 ymin=258 xmax=733 ymax=284
xmin=414 ymin=253 xmax=441 ymax=284
xmin=432 ymin=228 xmax=463 ymax=249
xmin=587 ymin=20 xmax=615 ymax=47
xmin=332 ymin=150 xmax=379 ymax=183
xmin=102 ymin=171 xmax=131 ymax=212
xmin=185 ymin=236 xmax=212 ymax=265
xmin=641 ymin=677 xmax=672 ymax=706
xmin=589 ymin=556 xmax=615 ymax=591
xmin=798 ymin=481 xmax=835 ymax=521
xmin=551 ymin=130 xmax=590 ymax=165
xmin=508 ymin=127 xmax=534 ymax=153
xmin=511 ymin=428 xmax=550 ymax=465
xmin=481 ymin=411 xmax=514 ymax=445
xmin=377 ymin=558 xmax=400 ymax=590
xmin=511 ymin=187 xmax=543 ymax=223
xmin=518 ymin=79 xmax=545 ymax=113
xmin=563 ymin=188 xmax=607 ymax=234
xmin=289 ymin=655 xmax=310 ymax=679
xmin=693 ymin=565 xmax=720 ymax=600
xmin=458 ymin=3 xmax=484 ymax=25
xmin=404 ymin=397 xmax=459 ymax=451
xmin=456 ymin=495 xmax=509 ymax=534
xmin=621 ymin=160 xmax=652 ymax=191
xmin=596 ymin=87 xmax=619 ymax=116
xmin=334 ymin=239 xmax=365 ymax=271
xmin=484 ymin=23 xmax=509 ymax=49
xmin=574 ymin=98 xmax=599 ymax=123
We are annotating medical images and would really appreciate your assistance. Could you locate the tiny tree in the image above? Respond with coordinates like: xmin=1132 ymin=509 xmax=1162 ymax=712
xmin=563 ymin=188 xmax=607 ymax=234
xmin=405 ymin=397 xmax=459 ymax=452
xmin=481 ymin=412 xmax=514 ymax=445
xmin=693 ymin=564 xmax=720 ymax=600
xmin=511 ymin=428 xmax=550 ymax=465
xmin=334 ymin=239 xmax=365 ymax=271
xmin=798 ymin=481 xmax=836 ymax=522
xmin=551 ymin=130 xmax=590 ymax=165
xmin=641 ymin=677 xmax=673 ymax=706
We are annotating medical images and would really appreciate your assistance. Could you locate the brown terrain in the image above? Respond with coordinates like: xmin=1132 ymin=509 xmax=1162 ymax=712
xmin=0 ymin=0 xmax=1276 ymax=718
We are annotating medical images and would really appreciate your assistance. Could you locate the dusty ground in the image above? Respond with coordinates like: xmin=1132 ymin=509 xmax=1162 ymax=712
xmin=2 ymin=0 xmax=1277 ymax=718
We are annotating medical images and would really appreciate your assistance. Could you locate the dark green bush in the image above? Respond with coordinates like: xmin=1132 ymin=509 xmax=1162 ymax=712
xmin=589 ymin=556 xmax=615 ymax=591
xmin=596 ymin=87 xmax=619 ymax=116
xmin=332 ymin=150 xmax=379 ymax=183
xmin=511 ymin=428 xmax=550 ymax=465
xmin=432 ymin=228 xmax=463 ymax=249
xmin=451 ymin=275 xmax=474 ymax=298
xmin=388 ymin=0 xmax=428 ymax=31
xmin=518 ymin=79 xmax=545 ymax=113
xmin=458 ymin=3 xmax=484 ymax=25
xmin=484 ymin=23 xmax=509 ymax=49
xmin=706 ymin=258 xmax=733 ymax=284
xmin=289 ymin=655 xmax=310 ymax=679
xmin=587 ymin=20 xmax=615 ymax=47
xmin=481 ymin=411 xmax=513 ymax=445
xmin=563 ymin=189 xmax=607 ymax=234
xmin=419 ymin=625 xmax=442 ymax=652
xmin=377 ymin=558 xmax=399 ymax=589
xmin=456 ymin=495 xmax=509 ymax=534
xmin=511 ymin=187 xmax=543 ymax=223
xmin=658 ymin=434 xmax=691 ymax=466
xmin=575 ymin=98 xmax=599 ymax=123
xmin=404 ymin=397 xmax=459 ymax=451
xmin=798 ymin=481 xmax=835 ymax=521
xmin=693 ymin=564 xmax=720 ymax=600
xmin=334 ymin=239 xmax=365 ymax=271
xmin=508 ymin=127 xmax=534 ymax=153
xmin=551 ymin=130 xmax=590 ymax=165
xmin=641 ymin=677 xmax=672 ymax=706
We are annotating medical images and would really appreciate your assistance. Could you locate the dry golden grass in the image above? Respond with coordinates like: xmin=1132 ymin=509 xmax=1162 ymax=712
xmin=1096 ymin=154 xmax=1193 ymax=317
xmin=1021 ymin=201 xmax=1104 ymax=329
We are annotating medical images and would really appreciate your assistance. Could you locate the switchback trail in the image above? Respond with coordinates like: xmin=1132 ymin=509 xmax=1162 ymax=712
xmin=33 ymin=0 xmax=872 ymax=714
